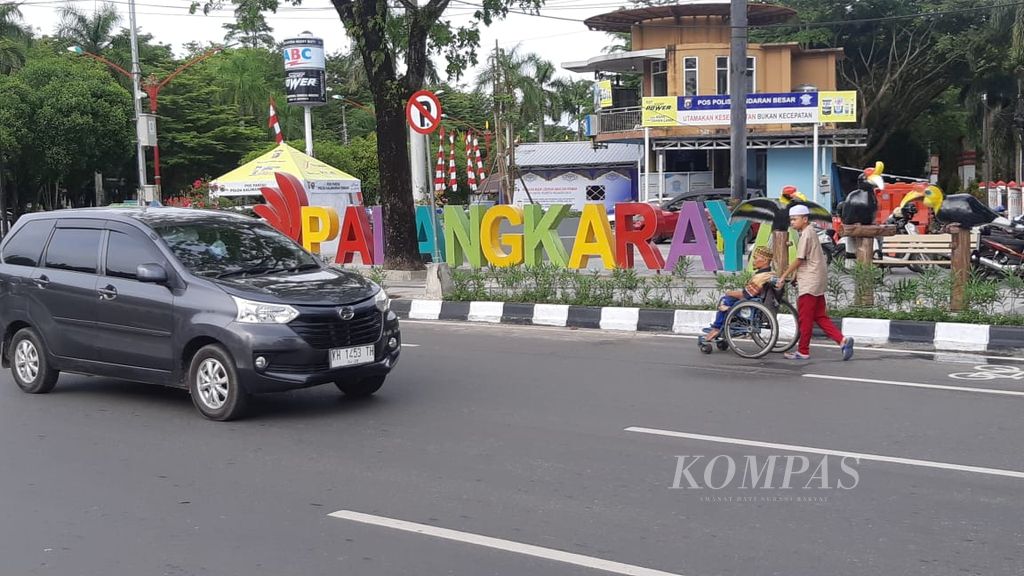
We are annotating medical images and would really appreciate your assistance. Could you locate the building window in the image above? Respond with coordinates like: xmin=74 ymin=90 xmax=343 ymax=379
xmin=651 ymin=60 xmax=668 ymax=97
xmin=586 ymin=185 xmax=606 ymax=202
xmin=683 ymin=57 xmax=698 ymax=96
xmin=715 ymin=56 xmax=756 ymax=95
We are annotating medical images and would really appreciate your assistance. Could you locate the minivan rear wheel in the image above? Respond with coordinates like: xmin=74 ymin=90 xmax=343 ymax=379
xmin=335 ymin=375 xmax=385 ymax=398
xmin=10 ymin=328 xmax=58 ymax=394
xmin=188 ymin=344 xmax=248 ymax=421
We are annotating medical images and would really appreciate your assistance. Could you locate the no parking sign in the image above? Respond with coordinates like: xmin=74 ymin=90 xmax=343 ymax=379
xmin=406 ymin=90 xmax=442 ymax=135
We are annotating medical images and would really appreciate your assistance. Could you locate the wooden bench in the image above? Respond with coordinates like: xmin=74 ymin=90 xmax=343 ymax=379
xmin=872 ymin=233 xmax=979 ymax=266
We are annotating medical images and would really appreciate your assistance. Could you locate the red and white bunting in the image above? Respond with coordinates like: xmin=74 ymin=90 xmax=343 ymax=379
xmin=466 ymin=132 xmax=477 ymax=191
xmin=268 ymin=97 xmax=284 ymax=144
xmin=447 ymin=131 xmax=458 ymax=191
xmin=474 ymin=136 xmax=486 ymax=181
xmin=434 ymin=127 xmax=447 ymax=194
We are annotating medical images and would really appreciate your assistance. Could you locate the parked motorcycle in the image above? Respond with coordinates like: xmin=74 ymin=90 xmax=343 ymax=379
xmin=972 ymin=215 xmax=1024 ymax=278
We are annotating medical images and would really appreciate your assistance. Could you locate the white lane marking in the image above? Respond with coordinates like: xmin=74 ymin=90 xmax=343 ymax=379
xmin=328 ymin=510 xmax=685 ymax=576
xmin=624 ymin=427 xmax=1024 ymax=480
xmin=948 ymin=365 xmax=1024 ymax=381
xmin=803 ymin=373 xmax=1024 ymax=398
xmin=402 ymin=344 xmax=420 ymax=348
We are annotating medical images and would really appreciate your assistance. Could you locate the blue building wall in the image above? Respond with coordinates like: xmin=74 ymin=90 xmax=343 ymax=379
xmin=766 ymin=147 xmax=834 ymax=208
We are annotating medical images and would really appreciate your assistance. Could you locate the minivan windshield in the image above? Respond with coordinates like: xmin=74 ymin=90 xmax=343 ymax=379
xmin=153 ymin=219 xmax=319 ymax=278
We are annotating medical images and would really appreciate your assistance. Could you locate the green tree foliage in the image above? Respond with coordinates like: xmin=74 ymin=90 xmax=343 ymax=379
xmin=155 ymin=63 xmax=265 ymax=196
xmin=223 ymin=0 xmax=277 ymax=49
xmin=10 ymin=45 xmax=133 ymax=209
xmin=56 ymin=3 xmax=121 ymax=55
xmin=0 ymin=3 xmax=30 ymax=74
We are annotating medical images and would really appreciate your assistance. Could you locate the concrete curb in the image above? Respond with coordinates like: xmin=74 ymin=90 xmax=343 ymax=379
xmin=390 ymin=299 xmax=1022 ymax=354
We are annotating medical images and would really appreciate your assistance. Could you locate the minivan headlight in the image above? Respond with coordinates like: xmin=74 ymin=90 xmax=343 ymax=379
xmin=232 ymin=296 xmax=299 ymax=324
xmin=373 ymin=287 xmax=390 ymax=312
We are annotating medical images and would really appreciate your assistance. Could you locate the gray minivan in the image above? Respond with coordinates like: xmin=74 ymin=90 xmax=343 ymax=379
xmin=0 ymin=207 xmax=401 ymax=420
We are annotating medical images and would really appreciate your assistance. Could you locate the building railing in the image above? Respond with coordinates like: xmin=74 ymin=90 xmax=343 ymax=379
xmin=596 ymin=106 xmax=642 ymax=134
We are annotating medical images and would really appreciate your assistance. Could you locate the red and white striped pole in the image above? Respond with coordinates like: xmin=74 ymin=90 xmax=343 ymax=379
xmin=269 ymin=97 xmax=284 ymax=144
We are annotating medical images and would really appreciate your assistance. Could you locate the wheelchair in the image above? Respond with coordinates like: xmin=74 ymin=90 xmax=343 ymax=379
xmin=697 ymin=281 xmax=799 ymax=359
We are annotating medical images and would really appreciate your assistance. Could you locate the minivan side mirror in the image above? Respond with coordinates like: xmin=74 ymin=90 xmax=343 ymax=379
xmin=137 ymin=263 xmax=168 ymax=284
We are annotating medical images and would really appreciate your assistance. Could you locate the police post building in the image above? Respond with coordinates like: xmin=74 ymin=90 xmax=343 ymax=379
xmin=563 ymin=0 xmax=866 ymax=207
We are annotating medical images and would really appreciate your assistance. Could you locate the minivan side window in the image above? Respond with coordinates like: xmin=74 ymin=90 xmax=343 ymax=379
xmin=2 ymin=220 xmax=54 ymax=267
xmin=44 ymin=228 xmax=102 ymax=274
xmin=105 ymin=230 xmax=164 ymax=279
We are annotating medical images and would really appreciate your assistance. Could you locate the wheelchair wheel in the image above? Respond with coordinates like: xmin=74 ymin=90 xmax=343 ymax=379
xmin=724 ymin=300 xmax=779 ymax=359
xmin=716 ymin=340 xmax=730 ymax=351
xmin=768 ymin=299 xmax=799 ymax=353
xmin=699 ymin=342 xmax=713 ymax=354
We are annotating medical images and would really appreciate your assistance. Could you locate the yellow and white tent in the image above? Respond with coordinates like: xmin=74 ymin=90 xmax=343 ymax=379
xmin=210 ymin=143 xmax=361 ymax=202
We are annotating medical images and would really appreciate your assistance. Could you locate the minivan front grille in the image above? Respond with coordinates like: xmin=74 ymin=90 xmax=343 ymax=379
xmin=289 ymin=309 xmax=383 ymax=349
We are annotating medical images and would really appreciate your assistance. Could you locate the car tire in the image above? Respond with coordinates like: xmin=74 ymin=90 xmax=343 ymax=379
xmin=10 ymin=328 xmax=58 ymax=394
xmin=188 ymin=344 xmax=248 ymax=421
xmin=335 ymin=375 xmax=385 ymax=398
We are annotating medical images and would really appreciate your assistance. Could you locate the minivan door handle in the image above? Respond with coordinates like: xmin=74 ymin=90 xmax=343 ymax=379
xmin=97 ymin=285 xmax=118 ymax=300
xmin=33 ymin=275 xmax=50 ymax=288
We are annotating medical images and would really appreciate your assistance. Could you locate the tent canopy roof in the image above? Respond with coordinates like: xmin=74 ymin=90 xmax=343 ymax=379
xmin=211 ymin=143 xmax=359 ymax=197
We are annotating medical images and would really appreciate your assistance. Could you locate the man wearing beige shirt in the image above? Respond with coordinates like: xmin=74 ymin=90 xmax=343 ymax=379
xmin=776 ymin=204 xmax=854 ymax=361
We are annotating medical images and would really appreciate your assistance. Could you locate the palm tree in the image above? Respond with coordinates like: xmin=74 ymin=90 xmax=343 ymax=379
xmin=476 ymin=46 xmax=561 ymax=141
xmin=0 ymin=3 xmax=30 ymax=74
xmin=57 ymin=2 xmax=121 ymax=55
xmin=551 ymin=78 xmax=594 ymax=140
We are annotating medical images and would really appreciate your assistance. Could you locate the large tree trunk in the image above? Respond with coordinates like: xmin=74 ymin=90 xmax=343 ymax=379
xmin=374 ymin=88 xmax=424 ymax=270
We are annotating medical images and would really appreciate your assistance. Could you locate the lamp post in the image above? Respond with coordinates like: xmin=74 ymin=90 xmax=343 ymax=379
xmin=70 ymin=44 xmax=227 ymax=199
xmin=330 ymin=94 xmax=349 ymax=145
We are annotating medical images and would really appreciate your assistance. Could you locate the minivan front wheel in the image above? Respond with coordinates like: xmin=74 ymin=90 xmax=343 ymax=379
xmin=335 ymin=375 xmax=385 ymax=398
xmin=188 ymin=345 xmax=248 ymax=421
xmin=10 ymin=328 xmax=58 ymax=394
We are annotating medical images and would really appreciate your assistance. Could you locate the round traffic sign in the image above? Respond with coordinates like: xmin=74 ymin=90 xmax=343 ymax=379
xmin=406 ymin=90 xmax=443 ymax=135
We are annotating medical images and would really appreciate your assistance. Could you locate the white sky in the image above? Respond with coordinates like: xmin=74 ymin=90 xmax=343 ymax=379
xmin=19 ymin=0 xmax=619 ymax=86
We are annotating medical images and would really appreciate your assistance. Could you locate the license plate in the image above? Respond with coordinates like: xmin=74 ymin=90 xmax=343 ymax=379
xmin=329 ymin=345 xmax=375 ymax=368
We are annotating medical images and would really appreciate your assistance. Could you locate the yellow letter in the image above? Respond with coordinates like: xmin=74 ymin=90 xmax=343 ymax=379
xmin=300 ymin=206 xmax=339 ymax=254
xmin=481 ymin=205 xmax=524 ymax=267
xmin=568 ymin=204 xmax=616 ymax=269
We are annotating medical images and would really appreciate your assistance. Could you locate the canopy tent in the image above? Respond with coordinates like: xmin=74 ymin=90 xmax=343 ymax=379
xmin=210 ymin=143 xmax=361 ymax=203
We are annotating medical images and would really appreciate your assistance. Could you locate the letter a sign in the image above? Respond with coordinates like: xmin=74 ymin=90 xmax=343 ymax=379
xmin=406 ymin=90 xmax=442 ymax=135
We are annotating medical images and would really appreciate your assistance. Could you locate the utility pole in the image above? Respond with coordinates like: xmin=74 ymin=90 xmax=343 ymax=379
xmin=341 ymin=102 xmax=349 ymax=145
xmin=729 ymin=0 xmax=748 ymax=201
xmin=492 ymin=40 xmax=509 ymax=204
xmin=127 ymin=0 xmax=148 ymax=204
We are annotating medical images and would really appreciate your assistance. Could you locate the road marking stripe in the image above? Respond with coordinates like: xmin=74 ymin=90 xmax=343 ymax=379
xmin=624 ymin=427 xmax=1024 ymax=480
xmin=402 ymin=343 xmax=420 ymax=347
xmin=804 ymin=373 xmax=1024 ymax=397
xmin=328 ymin=510 xmax=685 ymax=576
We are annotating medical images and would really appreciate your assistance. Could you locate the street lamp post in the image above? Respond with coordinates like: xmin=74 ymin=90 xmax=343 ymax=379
xmin=330 ymin=94 xmax=349 ymax=145
xmin=70 ymin=43 xmax=227 ymax=199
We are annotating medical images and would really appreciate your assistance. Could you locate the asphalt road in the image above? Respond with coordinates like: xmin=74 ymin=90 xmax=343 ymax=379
xmin=2 ymin=322 xmax=1024 ymax=576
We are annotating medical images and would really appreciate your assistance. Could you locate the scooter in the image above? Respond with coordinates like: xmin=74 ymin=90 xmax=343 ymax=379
xmin=972 ymin=214 xmax=1024 ymax=278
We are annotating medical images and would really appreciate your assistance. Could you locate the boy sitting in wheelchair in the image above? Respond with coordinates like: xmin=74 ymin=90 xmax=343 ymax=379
xmin=701 ymin=246 xmax=777 ymax=342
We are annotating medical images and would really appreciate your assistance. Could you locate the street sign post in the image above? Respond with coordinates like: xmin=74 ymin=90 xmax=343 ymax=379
xmin=406 ymin=90 xmax=443 ymax=135
xmin=406 ymin=90 xmax=443 ymax=262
